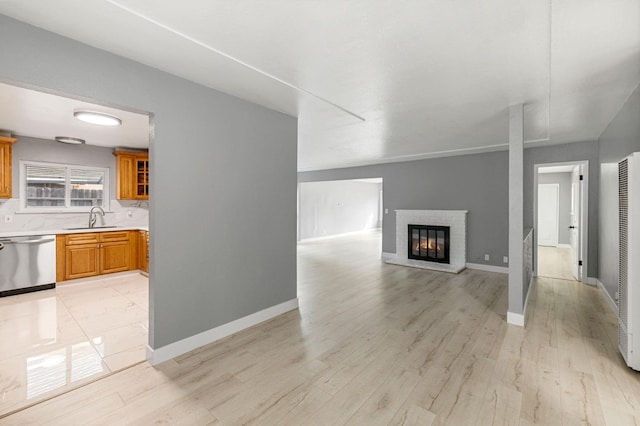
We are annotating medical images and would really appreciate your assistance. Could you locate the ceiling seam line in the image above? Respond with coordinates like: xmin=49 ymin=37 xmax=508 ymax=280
xmin=299 ymin=143 xmax=512 ymax=172
xmin=104 ymin=0 xmax=365 ymax=122
xmin=523 ymin=0 xmax=552 ymax=145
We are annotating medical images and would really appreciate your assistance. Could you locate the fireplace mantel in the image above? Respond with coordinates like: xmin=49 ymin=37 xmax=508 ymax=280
xmin=386 ymin=209 xmax=468 ymax=273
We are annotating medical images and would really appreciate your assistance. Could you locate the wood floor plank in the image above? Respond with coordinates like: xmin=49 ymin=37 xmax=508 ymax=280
xmin=388 ymin=404 xmax=437 ymax=426
xmin=345 ymin=365 xmax=421 ymax=425
xmin=474 ymin=379 xmax=522 ymax=426
xmin=559 ymin=369 xmax=607 ymax=426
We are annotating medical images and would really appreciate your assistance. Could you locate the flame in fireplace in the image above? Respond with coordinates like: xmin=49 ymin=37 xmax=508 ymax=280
xmin=415 ymin=239 xmax=442 ymax=253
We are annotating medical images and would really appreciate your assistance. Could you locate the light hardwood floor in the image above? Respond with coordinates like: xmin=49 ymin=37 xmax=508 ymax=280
xmin=2 ymin=230 xmax=639 ymax=425
xmin=538 ymin=246 xmax=576 ymax=281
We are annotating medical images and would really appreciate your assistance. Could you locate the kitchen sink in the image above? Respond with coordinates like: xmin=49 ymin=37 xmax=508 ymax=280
xmin=64 ymin=226 xmax=121 ymax=230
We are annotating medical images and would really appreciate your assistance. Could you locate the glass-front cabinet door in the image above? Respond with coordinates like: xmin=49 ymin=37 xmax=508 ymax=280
xmin=114 ymin=151 xmax=149 ymax=201
xmin=135 ymin=158 xmax=148 ymax=199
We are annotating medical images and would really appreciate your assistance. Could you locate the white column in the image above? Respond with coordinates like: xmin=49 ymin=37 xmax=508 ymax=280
xmin=508 ymin=104 xmax=525 ymax=326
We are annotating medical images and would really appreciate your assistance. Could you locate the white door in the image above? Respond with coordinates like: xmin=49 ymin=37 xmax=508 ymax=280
xmin=538 ymin=184 xmax=559 ymax=246
xmin=570 ymin=166 xmax=582 ymax=280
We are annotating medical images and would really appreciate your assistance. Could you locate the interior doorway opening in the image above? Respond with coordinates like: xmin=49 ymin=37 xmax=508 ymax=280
xmin=0 ymin=79 xmax=153 ymax=416
xmin=296 ymin=177 xmax=383 ymax=247
xmin=534 ymin=161 xmax=589 ymax=282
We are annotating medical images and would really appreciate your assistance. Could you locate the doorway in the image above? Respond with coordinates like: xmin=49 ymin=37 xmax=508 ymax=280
xmin=297 ymin=178 xmax=383 ymax=241
xmin=0 ymin=81 xmax=152 ymax=416
xmin=534 ymin=162 xmax=589 ymax=282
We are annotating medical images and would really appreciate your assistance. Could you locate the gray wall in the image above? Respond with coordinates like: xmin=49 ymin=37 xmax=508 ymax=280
xmin=524 ymin=141 xmax=600 ymax=278
xmin=538 ymin=172 xmax=572 ymax=245
xmin=598 ymin=84 xmax=640 ymax=300
xmin=11 ymin=136 xmax=118 ymax=200
xmin=0 ymin=15 xmax=298 ymax=349
xmin=300 ymin=141 xmax=602 ymax=272
xmin=299 ymin=180 xmax=381 ymax=240
xmin=299 ymin=151 xmax=510 ymax=267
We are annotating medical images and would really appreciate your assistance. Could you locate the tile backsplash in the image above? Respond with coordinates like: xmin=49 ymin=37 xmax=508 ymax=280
xmin=0 ymin=198 xmax=149 ymax=233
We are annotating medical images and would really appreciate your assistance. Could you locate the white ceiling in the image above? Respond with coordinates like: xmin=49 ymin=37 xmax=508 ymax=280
xmin=0 ymin=0 xmax=637 ymax=171
xmin=0 ymin=82 xmax=149 ymax=149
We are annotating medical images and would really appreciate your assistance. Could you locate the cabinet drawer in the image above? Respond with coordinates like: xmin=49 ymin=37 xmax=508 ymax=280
xmin=100 ymin=231 xmax=130 ymax=243
xmin=65 ymin=233 xmax=100 ymax=245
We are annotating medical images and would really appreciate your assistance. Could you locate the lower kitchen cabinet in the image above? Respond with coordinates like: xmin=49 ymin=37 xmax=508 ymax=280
xmin=137 ymin=230 xmax=149 ymax=273
xmin=101 ymin=241 xmax=132 ymax=275
xmin=57 ymin=230 xmax=136 ymax=281
xmin=64 ymin=243 xmax=100 ymax=280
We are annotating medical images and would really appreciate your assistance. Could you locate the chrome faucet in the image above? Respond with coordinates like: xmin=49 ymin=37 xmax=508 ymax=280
xmin=88 ymin=206 xmax=105 ymax=228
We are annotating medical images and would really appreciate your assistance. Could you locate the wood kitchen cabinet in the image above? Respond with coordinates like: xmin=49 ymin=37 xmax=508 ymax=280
xmin=135 ymin=157 xmax=149 ymax=199
xmin=137 ymin=230 xmax=149 ymax=274
xmin=57 ymin=231 xmax=136 ymax=281
xmin=0 ymin=136 xmax=17 ymax=198
xmin=114 ymin=151 xmax=149 ymax=200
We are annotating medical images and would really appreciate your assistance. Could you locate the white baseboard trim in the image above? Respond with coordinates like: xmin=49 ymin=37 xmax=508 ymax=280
xmin=381 ymin=258 xmax=509 ymax=274
xmin=146 ymin=298 xmax=299 ymax=365
xmin=507 ymin=311 xmax=525 ymax=326
xmin=585 ymin=276 xmax=597 ymax=286
xmin=381 ymin=252 xmax=396 ymax=261
xmin=466 ymin=263 xmax=508 ymax=274
xmin=508 ymin=275 xmax=534 ymax=327
xmin=557 ymin=244 xmax=571 ymax=249
xmin=597 ymin=279 xmax=618 ymax=316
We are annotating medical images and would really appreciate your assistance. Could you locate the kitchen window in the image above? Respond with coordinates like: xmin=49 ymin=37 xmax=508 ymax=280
xmin=20 ymin=161 xmax=109 ymax=212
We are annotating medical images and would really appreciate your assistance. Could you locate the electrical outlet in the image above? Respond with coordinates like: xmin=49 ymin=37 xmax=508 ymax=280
xmin=384 ymin=208 xmax=389 ymax=214
xmin=484 ymin=254 xmax=490 ymax=261
xmin=503 ymin=256 xmax=509 ymax=263
xmin=127 ymin=210 xmax=133 ymax=218
xmin=4 ymin=215 xmax=13 ymax=224
xmin=615 ymin=291 xmax=619 ymax=301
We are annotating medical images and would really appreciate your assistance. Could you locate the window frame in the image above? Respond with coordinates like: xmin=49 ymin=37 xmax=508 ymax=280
xmin=19 ymin=160 xmax=110 ymax=213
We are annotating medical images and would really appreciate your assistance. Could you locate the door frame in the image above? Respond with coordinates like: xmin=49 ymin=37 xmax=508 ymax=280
xmin=537 ymin=183 xmax=560 ymax=246
xmin=533 ymin=160 xmax=589 ymax=282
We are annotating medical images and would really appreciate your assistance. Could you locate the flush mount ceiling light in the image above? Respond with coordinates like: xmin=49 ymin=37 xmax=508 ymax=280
xmin=55 ymin=136 xmax=86 ymax=145
xmin=74 ymin=110 xmax=122 ymax=126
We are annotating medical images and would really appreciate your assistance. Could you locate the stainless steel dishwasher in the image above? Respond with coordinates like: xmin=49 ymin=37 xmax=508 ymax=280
xmin=0 ymin=235 xmax=56 ymax=297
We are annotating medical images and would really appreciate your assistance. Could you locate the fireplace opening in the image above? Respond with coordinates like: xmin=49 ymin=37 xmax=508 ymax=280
xmin=408 ymin=225 xmax=450 ymax=264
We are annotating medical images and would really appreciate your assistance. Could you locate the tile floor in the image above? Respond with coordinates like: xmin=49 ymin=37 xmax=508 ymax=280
xmin=0 ymin=272 xmax=148 ymax=416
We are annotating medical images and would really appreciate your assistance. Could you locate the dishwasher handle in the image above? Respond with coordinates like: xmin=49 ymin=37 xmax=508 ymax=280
xmin=0 ymin=237 xmax=55 ymax=245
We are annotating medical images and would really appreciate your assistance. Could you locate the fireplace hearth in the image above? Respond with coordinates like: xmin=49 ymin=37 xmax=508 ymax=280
xmin=407 ymin=224 xmax=450 ymax=264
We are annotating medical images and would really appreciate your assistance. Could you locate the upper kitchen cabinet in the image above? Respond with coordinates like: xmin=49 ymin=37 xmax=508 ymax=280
xmin=114 ymin=151 xmax=148 ymax=200
xmin=0 ymin=136 xmax=17 ymax=198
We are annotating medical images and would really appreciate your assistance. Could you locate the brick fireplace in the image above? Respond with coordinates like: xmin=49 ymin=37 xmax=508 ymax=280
xmin=386 ymin=210 xmax=468 ymax=273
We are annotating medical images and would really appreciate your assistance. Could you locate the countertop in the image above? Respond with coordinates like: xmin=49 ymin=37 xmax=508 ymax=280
xmin=0 ymin=226 xmax=149 ymax=238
